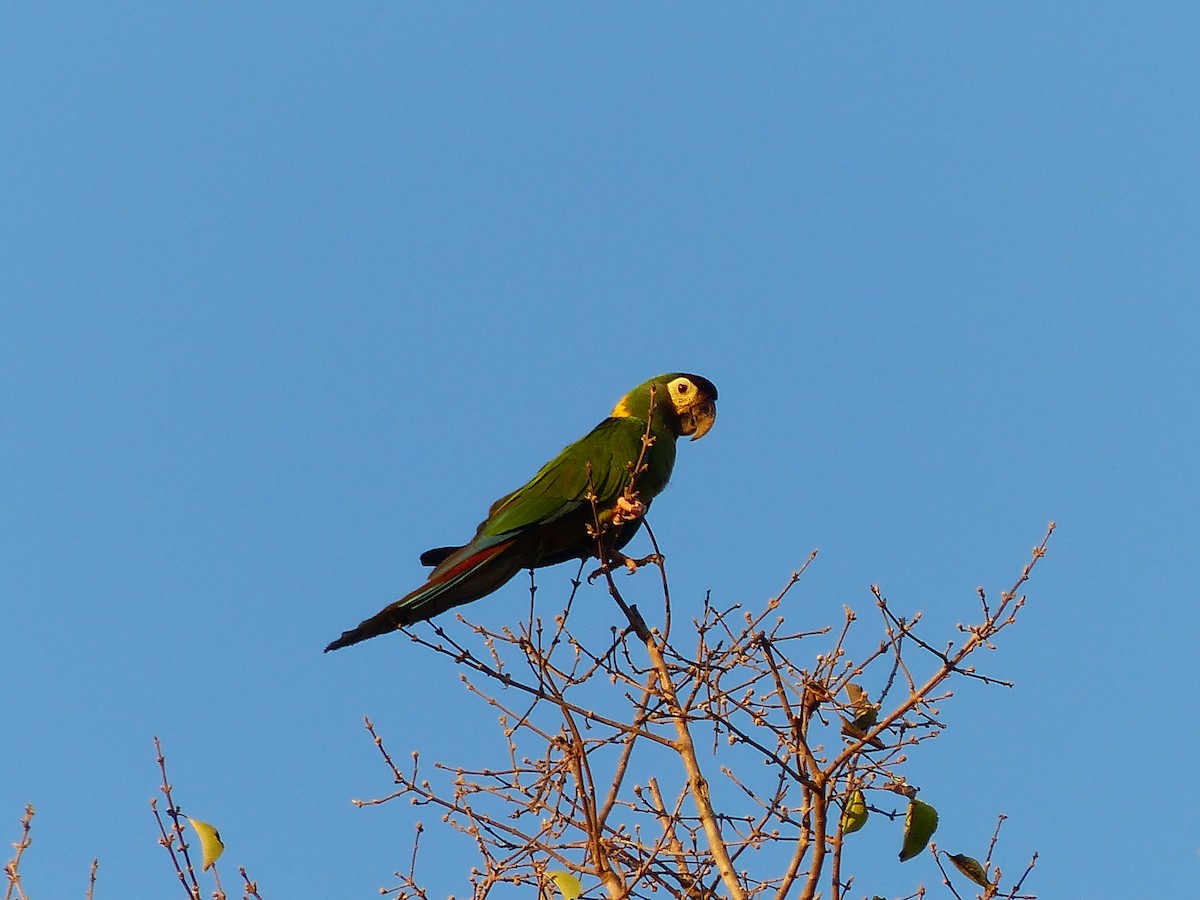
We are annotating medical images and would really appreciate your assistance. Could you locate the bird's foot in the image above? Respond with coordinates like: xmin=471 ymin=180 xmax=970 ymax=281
xmin=587 ymin=550 xmax=663 ymax=582
xmin=610 ymin=494 xmax=647 ymax=527
xmin=624 ymin=552 xmax=663 ymax=572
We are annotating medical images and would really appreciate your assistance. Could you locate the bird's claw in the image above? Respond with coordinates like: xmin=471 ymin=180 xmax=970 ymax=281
xmin=587 ymin=551 xmax=629 ymax=583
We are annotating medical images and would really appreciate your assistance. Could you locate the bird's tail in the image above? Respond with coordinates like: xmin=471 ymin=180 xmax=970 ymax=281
xmin=419 ymin=545 xmax=459 ymax=566
xmin=323 ymin=604 xmax=409 ymax=653
xmin=324 ymin=536 xmax=522 ymax=652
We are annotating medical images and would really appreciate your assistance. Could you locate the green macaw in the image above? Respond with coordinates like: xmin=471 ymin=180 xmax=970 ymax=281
xmin=324 ymin=373 xmax=718 ymax=651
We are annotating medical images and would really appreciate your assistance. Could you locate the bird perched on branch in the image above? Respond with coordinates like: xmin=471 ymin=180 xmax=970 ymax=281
xmin=324 ymin=373 xmax=718 ymax=652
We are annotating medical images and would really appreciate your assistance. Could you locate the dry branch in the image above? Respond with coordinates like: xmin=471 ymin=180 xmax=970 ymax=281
xmin=358 ymin=524 xmax=1054 ymax=899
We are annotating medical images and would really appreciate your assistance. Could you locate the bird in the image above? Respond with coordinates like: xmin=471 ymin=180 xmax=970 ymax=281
xmin=324 ymin=373 xmax=718 ymax=652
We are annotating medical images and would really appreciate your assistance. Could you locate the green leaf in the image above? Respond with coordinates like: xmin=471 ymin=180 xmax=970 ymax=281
xmin=547 ymin=870 xmax=583 ymax=900
xmin=898 ymin=798 xmax=938 ymax=862
xmin=948 ymin=853 xmax=990 ymax=887
xmin=846 ymin=683 xmax=879 ymax=728
xmin=839 ymin=789 xmax=869 ymax=835
xmin=187 ymin=817 xmax=225 ymax=872
xmin=852 ymin=707 xmax=879 ymax=729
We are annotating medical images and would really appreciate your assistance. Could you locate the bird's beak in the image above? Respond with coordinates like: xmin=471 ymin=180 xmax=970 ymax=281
xmin=684 ymin=399 xmax=717 ymax=441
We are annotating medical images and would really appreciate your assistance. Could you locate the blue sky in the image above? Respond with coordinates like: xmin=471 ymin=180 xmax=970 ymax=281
xmin=4 ymin=5 xmax=1197 ymax=898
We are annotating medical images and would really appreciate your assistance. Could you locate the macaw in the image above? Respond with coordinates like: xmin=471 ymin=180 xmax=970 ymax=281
xmin=324 ymin=373 xmax=717 ymax=652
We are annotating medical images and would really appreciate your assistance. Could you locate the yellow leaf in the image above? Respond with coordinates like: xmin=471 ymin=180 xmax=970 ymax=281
xmin=839 ymin=789 xmax=869 ymax=835
xmin=898 ymin=798 xmax=938 ymax=862
xmin=187 ymin=818 xmax=225 ymax=872
xmin=547 ymin=870 xmax=583 ymax=900
xmin=839 ymin=716 xmax=886 ymax=750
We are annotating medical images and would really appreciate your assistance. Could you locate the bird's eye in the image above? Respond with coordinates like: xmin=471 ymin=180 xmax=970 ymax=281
xmin=676 ymin=381 xmax=690 ymax=393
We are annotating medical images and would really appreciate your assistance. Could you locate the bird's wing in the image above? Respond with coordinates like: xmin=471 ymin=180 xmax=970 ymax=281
xmin=482 ymin=416 xmax=646 ymax=537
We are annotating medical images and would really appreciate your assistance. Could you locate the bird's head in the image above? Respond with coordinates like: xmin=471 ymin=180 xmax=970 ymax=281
xmin=613 ymin=373 xmax=718 ymax=441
